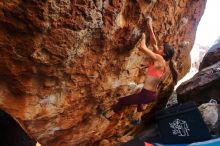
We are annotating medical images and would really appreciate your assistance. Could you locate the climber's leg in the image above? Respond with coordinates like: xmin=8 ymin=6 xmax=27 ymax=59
xmin=112 ymin=92 xmax=142 ymax=113
xmin=102 ymin=89 xmax=157 ymax=120
xmin=113 ymin=89 xmax=157 ymax=113
xmin=101 ymin=93 xmax=141 ymax=120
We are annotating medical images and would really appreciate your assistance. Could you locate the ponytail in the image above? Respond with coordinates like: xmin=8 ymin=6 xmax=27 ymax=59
xmin=163 ymin=43 xmax=178 ymax=84
xmin=168 ymin=60 xmax=178 ymax=84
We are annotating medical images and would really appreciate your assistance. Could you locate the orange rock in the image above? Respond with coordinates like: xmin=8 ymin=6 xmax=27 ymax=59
xmin=0 ymin=0 xmax=206 ymax=145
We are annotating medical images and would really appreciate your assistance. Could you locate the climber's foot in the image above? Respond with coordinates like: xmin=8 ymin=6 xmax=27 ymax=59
xmin=131 ymin=111 xmax=142 ymax=125
xmin=131 ymin=119 xmax=141 ymax=125
xmin=105 ymin=109 xmax=115 ymax=118
xmin=101 ymin=109 xmax=114 ymax=121
xmin=117 ymin=136 xmax=134 ymax=143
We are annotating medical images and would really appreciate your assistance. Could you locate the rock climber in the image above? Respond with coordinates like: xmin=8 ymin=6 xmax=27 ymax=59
xmin=102 ymin=17 xmax=178 ymax=123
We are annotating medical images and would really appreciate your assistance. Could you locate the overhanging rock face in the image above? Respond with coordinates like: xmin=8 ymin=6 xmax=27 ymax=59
xmin=0 ymin=0 xmax=206 ymax=146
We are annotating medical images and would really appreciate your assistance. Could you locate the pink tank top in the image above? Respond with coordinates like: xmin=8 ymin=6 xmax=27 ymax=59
xmin=147 ymin=64 xmax=164 ymax=78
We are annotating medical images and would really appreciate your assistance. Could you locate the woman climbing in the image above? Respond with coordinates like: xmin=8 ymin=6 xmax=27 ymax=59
xmin=103 ymin=17 xmax=178 ymax=122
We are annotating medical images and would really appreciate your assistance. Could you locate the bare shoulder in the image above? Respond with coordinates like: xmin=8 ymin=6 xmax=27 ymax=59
xmin=155 ymin=54 xmax=165 ymax=62
xmin=154 ymin=54 xmax=166 ymax=69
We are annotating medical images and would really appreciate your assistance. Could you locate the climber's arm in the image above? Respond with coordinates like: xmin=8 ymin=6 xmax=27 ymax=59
xmin=147 ymin=16 xmax=160 ymax=53
xmin=137 ymin=33 xmax=158 ymax=61
xmin=149 ymin=27 xmax=159 ymax=53
xmin=139 ymin=45 xmax=157 ymax=61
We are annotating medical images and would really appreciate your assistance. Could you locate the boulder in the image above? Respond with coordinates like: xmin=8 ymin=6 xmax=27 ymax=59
xmin=177 ymin=61 xmax=220 ymax=104
xmin=199 ymin=42 xmax=220 ymax=70
xmin=0 ymin=0 xmax=206 ymax=145
xmin=198 ymin=103 xmax=220 ymax=135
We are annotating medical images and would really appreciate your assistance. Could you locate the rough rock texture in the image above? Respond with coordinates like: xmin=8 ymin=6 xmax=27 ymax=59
xmin=199 ymin=42 xmax=220 ymax=70
xmin=177 ymin=61 xmax=220 ymax=104
xmin=177 ymin=45 xmax=220 ymax=105
xmin=199 ymin=103 xmax=220 ymax=134
xmin=0 ymin=0 xmax=206 ymax=146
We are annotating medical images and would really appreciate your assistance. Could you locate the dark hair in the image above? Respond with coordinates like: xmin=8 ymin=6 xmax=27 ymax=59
xmin=168 ymin=60 xmax=178 ymax=84
xmin=163 ymin=43 xmax=178 ymax=84
xmin=163 ymin=43 xmax=174 ymax=61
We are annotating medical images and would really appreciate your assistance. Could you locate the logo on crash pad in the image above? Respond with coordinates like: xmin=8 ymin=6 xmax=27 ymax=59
xmin=169 ymin=119 xmax=190 ymax=136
